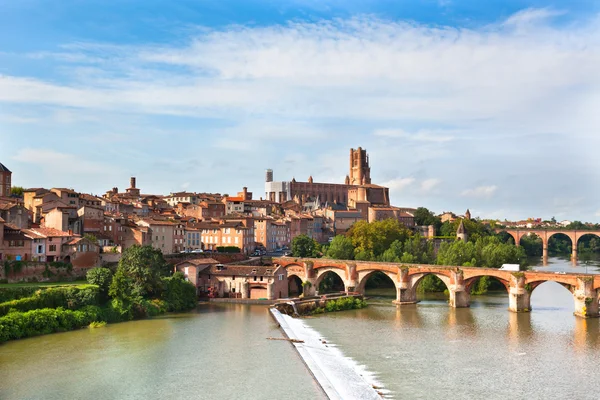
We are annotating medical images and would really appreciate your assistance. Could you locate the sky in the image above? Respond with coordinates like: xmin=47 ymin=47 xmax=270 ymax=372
xmin=1 ymin=0 xmax=599 ymax=222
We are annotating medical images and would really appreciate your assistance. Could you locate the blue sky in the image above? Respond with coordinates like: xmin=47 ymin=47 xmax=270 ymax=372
xmin=1 ymin=0 xmax=599 ymax=221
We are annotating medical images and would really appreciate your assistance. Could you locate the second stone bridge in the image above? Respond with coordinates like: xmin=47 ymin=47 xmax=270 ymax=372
xmin=272 ymin=257 xmax=600 ymax=318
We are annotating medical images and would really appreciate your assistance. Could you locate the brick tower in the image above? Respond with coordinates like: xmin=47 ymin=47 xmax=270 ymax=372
xmin=349 ymin=147 xmax=371 ymax=186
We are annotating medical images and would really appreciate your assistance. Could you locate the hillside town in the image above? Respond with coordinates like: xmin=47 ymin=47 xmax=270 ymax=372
xmin=0 ymin=147 xmax=589 ymax=272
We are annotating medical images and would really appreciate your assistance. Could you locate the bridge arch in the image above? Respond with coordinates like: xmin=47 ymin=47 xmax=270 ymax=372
xmin=356 ymin=270 xmax=397 ymax=294
xmin=409 ymin=272 xmax=452 ymax=297
xmin=315 ymin=269 xmax=346 ymax=294
xmin=287 ymin=274 xmax=303 ymax=297
xmin=464 ymin=275 xmax=510 ymax=294
xmin=575 ymin=232 xmax=600 ymax=252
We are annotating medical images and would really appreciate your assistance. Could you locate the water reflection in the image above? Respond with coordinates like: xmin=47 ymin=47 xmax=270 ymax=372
xmin=573 ymin=317 xmax=600 ymax=351
xmin=506 ymin=312 xmax=533 ymax=346
xmin=394 ymin=305 xmax=423 ymax=329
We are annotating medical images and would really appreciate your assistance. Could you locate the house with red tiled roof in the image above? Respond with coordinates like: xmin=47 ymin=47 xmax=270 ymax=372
xmin=22 ymin=227 xmax=75 ymax=262
xmin=0 ymin=200 xmax=30 ymax=229
xmin=1 ymin=223 xmax=32 ymax=261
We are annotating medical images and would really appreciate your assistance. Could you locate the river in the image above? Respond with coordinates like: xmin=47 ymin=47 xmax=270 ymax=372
xmin=1 ymin=256 xmax=599 ymax=399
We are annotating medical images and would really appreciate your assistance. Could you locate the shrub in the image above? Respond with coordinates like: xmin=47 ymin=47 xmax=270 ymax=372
xmin=0 ymin=286 xmax=100 ymax=317
xmin=0 ymin=287 xmax=39 ymax=303
xmin=0 ymin=307 xmax=100 ymax=343
xmin=161 ymin=273 xmax=197 ymax=312
xmin=215 ymin=246 xmax=241 ymax=253
xmin=89 ymin=321 xmax=107 ymax=328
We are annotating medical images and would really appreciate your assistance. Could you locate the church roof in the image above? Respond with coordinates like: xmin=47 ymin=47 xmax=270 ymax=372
xmin=457 ymin=220 xmax=466 ymax=234
xmin=0 ymin=162 xmax=11 ymax=173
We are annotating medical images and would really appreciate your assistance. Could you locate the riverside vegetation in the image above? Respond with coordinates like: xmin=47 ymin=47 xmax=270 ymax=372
xmin=291 ymin=209 xmax=528 ymax=295
xmin=0 ymin=245 xmax=197 ymax=343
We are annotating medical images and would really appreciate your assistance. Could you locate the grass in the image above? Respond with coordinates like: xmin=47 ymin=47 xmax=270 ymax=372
xmin=0 ymin=280 xmax=88 ymax=288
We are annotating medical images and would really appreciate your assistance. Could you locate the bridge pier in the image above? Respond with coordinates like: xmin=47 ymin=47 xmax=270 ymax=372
xmin=572 ymin=246 xmax=578 ymax=263
xmin=394 ymin=287 xmax=418 ymax=305
xmin=573 ymin=279 xmax=599 ymax=318
xmin=448 ymin=288 xmax=470 ymax=308
xmin=508 ymin=275 xmax=531 ymax=313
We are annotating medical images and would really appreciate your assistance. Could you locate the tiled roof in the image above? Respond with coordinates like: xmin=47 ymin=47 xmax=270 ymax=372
xmin=25 ymin=227 xmax=73 ymax=238
xmin=175 ymin=258 xmax=220 ymax=267
xmin=224 ymin=197 xmax=244 ymax=202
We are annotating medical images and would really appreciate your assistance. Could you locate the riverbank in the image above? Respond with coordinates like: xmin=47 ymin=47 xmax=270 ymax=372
xmin=270 ymin=308 xmax=382 ymax=400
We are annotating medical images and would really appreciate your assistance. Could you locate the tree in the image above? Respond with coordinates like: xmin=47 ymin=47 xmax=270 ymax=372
xmin=115 ymin=245 xmax=169 ymax=297
xmin=10 ymin=186 xmax=24 ymax=197
xmin=325 ymin=235 xmax=355 ymax=260
xmin=413 ymin=207 xmax=442 ymax=233
xmin=86 ymin=267 xmax=113 ymax=300
xmin=291 ymin=235 xmax=321 ymax=258
xmin=347 ymin=219 xmax=411 ymax=259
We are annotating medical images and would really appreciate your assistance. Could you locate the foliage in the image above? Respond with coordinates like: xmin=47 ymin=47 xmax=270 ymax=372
xmin=116 ymin=245 xmax=169 ymax=297
xmin=440 ymin=218 xmax=493 ymax=242
xmin=325 ymin=235 xmax=355 ymax=260
xmin=216 ymin=246 xmax=241 ymax=253
xmin=86 ymin=268 xmax=113 ymax=300
xmin=436 ymin=236 xmax=527 ymax=269
xmin=89 ymin=321 xmax=107 ymax=328
xmin=347 ymin=219 xmax=411 ymax=260
xmin=416 ymin=275 xmax=447 ymax=293
xmin=324 ymin=297 xmax=367 ymax=312
xmin=3 ymin=260 xmax=25 ymax=277
xmin=0 ymin=287 xmax=39 ymax=303
xmin=0 ymin=286 xmax=100 ymax=317
xmin=83 ymin=233 xmax=99 ymax=245
xmin=10 ymin=186 xmax=24 ymax=197
xmin=413 ymin=207 xmax=442 ymax=234
xmin=160 ymin=273 xmax=197 ymax=312
xmin=291 ymin=234 xmax=321 ymax=258
xmin=0 ymin=306 xmax=105 ymax=343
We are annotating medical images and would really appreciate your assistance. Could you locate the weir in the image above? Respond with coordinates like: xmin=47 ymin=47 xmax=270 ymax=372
xmin=270 ymin=308 xmax=382 ymax=400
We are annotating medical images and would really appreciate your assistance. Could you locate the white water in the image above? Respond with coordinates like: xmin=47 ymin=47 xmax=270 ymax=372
xmin=272 ymin=308 xmax=384 ymax=400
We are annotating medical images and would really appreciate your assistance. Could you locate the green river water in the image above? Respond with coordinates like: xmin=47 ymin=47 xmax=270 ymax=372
xmin=1 ymin=256 xmax=599 ymax=399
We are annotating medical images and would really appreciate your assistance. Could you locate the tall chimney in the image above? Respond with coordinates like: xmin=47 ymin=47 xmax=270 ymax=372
xmin=130 ymin=177 xmax=136 ymax=189
xmin=243 ymin=187 xmax=248 ymax=200
xmin=265 ymin=169 xmax=273 ymax=183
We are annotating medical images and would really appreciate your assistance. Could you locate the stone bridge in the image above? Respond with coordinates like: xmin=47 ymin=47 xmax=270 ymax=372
xmin=273 ymin=257 xmax=600 ymax=318
xmin=496 ymin=228 xmax=600 ymax=262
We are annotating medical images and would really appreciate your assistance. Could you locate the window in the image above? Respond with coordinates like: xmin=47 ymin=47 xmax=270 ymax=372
xmin=278 ymin=274 xmax=284 ymax=281
xmin=260 ymin=276 xmax=263 ymax=282
xmin=253 ymin=276 xmax=257 ymax=281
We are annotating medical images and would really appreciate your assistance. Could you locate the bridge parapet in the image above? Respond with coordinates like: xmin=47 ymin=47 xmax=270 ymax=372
xmin=273 ymin=257 xmax=600 ymax=318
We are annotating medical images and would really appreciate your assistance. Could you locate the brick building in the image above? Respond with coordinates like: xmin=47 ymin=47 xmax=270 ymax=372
xmin=0 ymin=162 xmax=12 ymax=198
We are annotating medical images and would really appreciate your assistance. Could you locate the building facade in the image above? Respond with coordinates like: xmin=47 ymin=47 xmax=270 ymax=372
xmin=0 ymin=163 xmax=12 ymax=198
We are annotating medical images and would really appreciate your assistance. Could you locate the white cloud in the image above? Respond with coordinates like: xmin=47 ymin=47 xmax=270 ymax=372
xmin=421 ymin=178 xmax=440 ymax=192
xmin=503 ymin=7 xmax=566 ymax=27
xmin=461 ymin=185 xmax=498 ymax=198
xmin=382 ymin=177 xmax=415 ymax=191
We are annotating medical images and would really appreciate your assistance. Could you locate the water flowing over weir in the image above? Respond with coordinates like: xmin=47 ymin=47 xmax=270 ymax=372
xmin=270 ymin=308 xmax=384 ymax=400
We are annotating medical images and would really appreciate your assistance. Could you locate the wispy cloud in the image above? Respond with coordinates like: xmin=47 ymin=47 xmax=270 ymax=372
xmin=461 ymin=185 xmax=498 ymax=198
xmin=421 ymin=178 xmax=441 ymax=192
xmin=382 ymin=177 xmax=415 ymax=191
xmin=12 ymin=148 xmax=116 ymax=175
xmin=373 ymin=129 xmax=455 ymax=143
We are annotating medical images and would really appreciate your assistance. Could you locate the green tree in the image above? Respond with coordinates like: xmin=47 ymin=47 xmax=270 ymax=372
xmin=291 ymin=235 xmax=321 ymax=258
xmin=347 ymin=219 xmax=411 ymax=259
xmin=116 ymin=245 xmax=169 ymax=297
xmin=325 ymin=235 xmax=355 ymax=260
xmin=86 ymin=267 xmax=113 ymax=301
xmin=10 ymin=186 xmax=24 ymax=197
xmin=413 ymin=207 xmax=442 ymax=234
xmin=380 ymin=240 xmax=403 ymax=262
